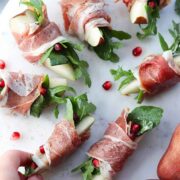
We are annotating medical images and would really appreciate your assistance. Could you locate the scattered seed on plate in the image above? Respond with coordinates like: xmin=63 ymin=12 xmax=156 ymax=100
xmin=11 ymin=131 xmax=21 ymax=140
xmin=132 ymin=47 xmax=142 ymax=57
xmin=102 ymin=81 xmax=112 ymax=91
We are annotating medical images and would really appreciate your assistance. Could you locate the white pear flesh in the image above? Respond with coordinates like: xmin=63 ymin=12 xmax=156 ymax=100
xmin=174 ymin=56 xmax=180 ymax=67
xmin=120 ymin=80 xmax=141 ymax=95
xmin=93 ymin=175 xmax=111 ymax=180
xmin=85 ymin=27 xmax=103 ymax=47
xmin=10 ymin=10 xmax=37 ymax=35
xmin=130 ymin=1 xmax=148 ymax=24
xmin=76 ymin=116 xmax=95 ymax=135
xmin=49 ymin=78 xmax=67 ymax=88
xmin=44 ymin=59 xmax=75 ymax=81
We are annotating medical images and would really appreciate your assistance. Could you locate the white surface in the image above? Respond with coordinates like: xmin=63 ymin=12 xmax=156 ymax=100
xmin=0 ymin=0 xmax=179 ymax=180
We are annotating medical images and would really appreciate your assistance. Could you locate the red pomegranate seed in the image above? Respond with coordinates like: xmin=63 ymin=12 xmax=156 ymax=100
xmin=129 ymin=133 xmax=136 ymax=141
xmin=30 ymin=162 xmax=38 ymax=169
xmin=0 ymin=80 xmax=5 ymax=88
xmin=132 ymin=47 xmax=142 ymax=57
xmin=54 ymin=43 xmax=63 ymax=52
xmin=102 ymin=81 xmax=112 ymax=91
xmin=11 ymin=132 xmax=21 ymax=140
xmin=0 ymin=60 xmax=6 ymax=69
xmin=148 ymin=1 xmax=156 ymax=8
xmin=131 ymin=123 xmax=141 ymax=134
xmin=123 ymin=0 xmax=130 ymax=6
xmin=40 ymin=87 xmax=47 ymax=96
xmin=39 ymin=145 xmax=45 ymax=154
xmin=92 ymin=159 xmax=100 ymax=168
xmin=98 ymin=37 xmax=105 ymax=45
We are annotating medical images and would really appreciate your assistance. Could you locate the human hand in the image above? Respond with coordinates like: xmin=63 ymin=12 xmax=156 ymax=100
xmin=0 ymin=150 xmax=43 ymax=180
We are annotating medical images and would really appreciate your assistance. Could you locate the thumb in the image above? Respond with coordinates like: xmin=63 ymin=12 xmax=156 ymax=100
xmin=28 ymin=175 xmax=43 ymax=180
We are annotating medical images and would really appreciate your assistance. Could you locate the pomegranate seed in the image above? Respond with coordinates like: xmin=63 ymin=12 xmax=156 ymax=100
xmin=129 ymin=133 xmax=136 ymax=141
xmin=92 ymin=159 xmax=100 ymax=168
xmin=54 ymin=43 xmax=62 ymax=52
xmin=131 ymin=123 xmax=141 ymax=135
xmin=40 ymin=87 xmax=47 ymax=96
xmin=0 ymin=80 xmax=5 ymax=88
xmin=102 ymin=81 xmax=112 ymax=91
xmin=11 ymin=132 xmax=21 ymax=140
xmin=132 ymin=47 xmax=142 ymax=57
xmin=0 ymin=60 xmax=6 ymax=69
xmin=39 ymin=145 xmax=45 ymax=154
xmin=30 ymin=162 xmax=38 ymax=169
xmin=148 ymin=1 xmax=156 ymax=8
xmin=123 ymin=0 xmax=130 ymax=6
xmin=73 ymin=112 xmax=80 ymax=122
xmin=98 ymin=37 xmax=105 ymax=45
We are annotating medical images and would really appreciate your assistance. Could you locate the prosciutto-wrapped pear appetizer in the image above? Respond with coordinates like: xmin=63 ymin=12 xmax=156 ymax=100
xmin=59 ymin=0 xmax=131 ymax=62
xmin=116 ymin=0 xmax=170 ymax=39
xmin=111 ymin=21 xmax=180 ymax=103
xmin=72 ymin=106 xmax=163 ymax=180
xmin=0 ymin=70 xmax=96 ymax=119
xmin=157 ymin=124 xmax=180 ymax=180
xmin=9 ymin=0 xmax=91 ymax=86
xmin=19 ymin=100 xmax=96 ymax=176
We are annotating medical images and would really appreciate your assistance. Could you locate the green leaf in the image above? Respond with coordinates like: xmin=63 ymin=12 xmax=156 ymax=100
xmin=111 ymin=67 xmax=136 ymax=89
xmin=39 ymin=46 xmax=53 ymax=64
xmin=135 ymin=89 xmax=144 ymax=104
xmin=24 ymin=166 xmax=35 ymax=177
xmin=53 ymin=105 xmax=59 ymax=119
xmin=67 ymin=94 xmax=96 ymax=125
xmin=69 ymin=43 xmax=84 ymax=51
xmin=42 ymin=75 xmax=49 ymax=88
xmin=137 ymin=5 xmax=160 ymax=40
xmin=175 ymin=0 xmax=180 ymax=16
xmin=20 ymin=0 xmax=44 ymax=25
xmin=93 ymin=28 xmax=131 ymax=62
xmin=49 ymin=51 xmax=69 ymax=66
xmin=128 ymin=106 xmax=163 ymax=135
xmin=158 ymin=33 xmax=169 ymax=51
xmin=30 ymin=95 xmax=46 ymax=118
xmin=72 ymin=158 xmax=100 ymax=180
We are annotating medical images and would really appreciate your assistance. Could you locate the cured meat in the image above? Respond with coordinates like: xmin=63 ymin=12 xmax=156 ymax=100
xmin=88 ymin=109 xmax=137 ymax=176
xmin=10 ymin=4 xmax=65 ymax=63
xmin=60 ymin=0 xmax=111 ymax=40
xmin=45 ymin=120 xmax=89 ymax=166
xmin=0 ymin=71 xmax=43 ymax=114
xmin=157 ymin=124 xmax=180 ymax=180
xmin=139 ymin=55 xmax=180 ymax=93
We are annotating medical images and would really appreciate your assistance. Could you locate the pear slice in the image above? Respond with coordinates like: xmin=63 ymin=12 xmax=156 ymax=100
xmin=49 ymin=78 xmax=67 ymax=88
xmin=85 ymin=26 xmax=104 ymax=47
xmin=76 ymin=116 xmax=95 ymax=135
xmin=44 ymin=59 xmax=75 ymax=81
xmin=130 ymin=1 xmax=148 ymax=24
xmin=120 ymin=80 xmax=141 ymax=95
xmin=157 ymin=125 xmax=180 ymax=179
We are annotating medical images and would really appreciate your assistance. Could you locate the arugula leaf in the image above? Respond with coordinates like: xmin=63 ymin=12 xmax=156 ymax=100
xmin=24 ymin=167 xmax=35 ymax=177
xmin=137 ymin=5 xmax=160 ymax=40
xmin=93 ymin=28 xmax=131 ymax=62
xmin=42 ymin=75 xmax=49 ymax=88
xmin=30 ymin=95 xmax=46 ymax=117
xmin=49 ymin=51 xmax=69 ymax=66
xmin=158 ymin=21 xmax=180 ymax=56
xmin=128 ymin=106 xmax=163 ymax=135
xmin=72 ymin=158 xmax=100 ymax=180
xmin=20 ymin=0 xmax=44 ymax=25
xmin=111 ymin=67 xmax=136 ymax=89
xmin=39 ymin=46 xmax=53 ymax=64
xmin=135 ymin=90 xmax=144 ymax=104
xmin=158 ymin=33 xmax=169 ymax=51
xmin=0 ymin=87 xmax=3 ymax=93
xmin=67 ymin=94 xmax=96 ymax=125
xmin=175 ymin=0 xmax=180 ymax=16
xmin=54 ymin=105 xmax=59 ymax=119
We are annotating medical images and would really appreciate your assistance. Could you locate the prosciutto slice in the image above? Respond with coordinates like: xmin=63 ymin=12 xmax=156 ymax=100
xmin=0 ymin=71 xmax=43 ymax=114
xmin=32 ymin=120 xmax=90 ymax=171
xmin=60 ymin=0 xmax=111 ymax=40
xmin=10 ymin=4 xmax=65 ymax=63
xmin=138 ymin=54 xmax=180 ymax=93
xmin=88 ymin=109 xmax=138 ymax=176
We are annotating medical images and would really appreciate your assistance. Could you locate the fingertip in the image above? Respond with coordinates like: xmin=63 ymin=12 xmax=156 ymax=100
xmin=28 ymin=174 xmax=43 ymax=180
